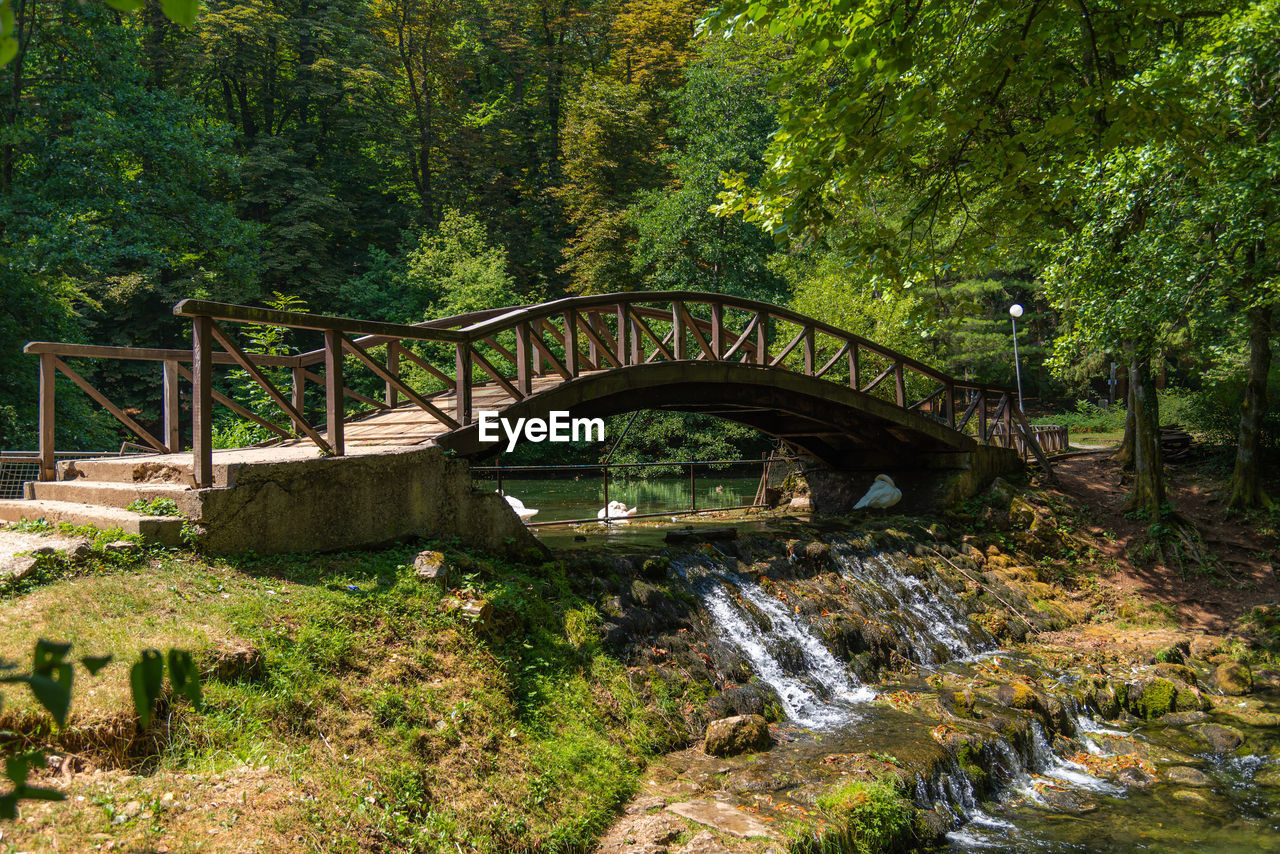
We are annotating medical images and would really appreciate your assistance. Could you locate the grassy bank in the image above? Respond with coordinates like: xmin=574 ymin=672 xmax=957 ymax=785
xmin=0 ymin=543 xmax=699 ymax=852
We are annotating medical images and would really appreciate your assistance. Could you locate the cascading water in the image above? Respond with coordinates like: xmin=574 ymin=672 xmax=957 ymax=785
xmin=697 ymin=570 xmax=876 ymax=728
xmin=829 ymin=544 xmax=993 ymax=664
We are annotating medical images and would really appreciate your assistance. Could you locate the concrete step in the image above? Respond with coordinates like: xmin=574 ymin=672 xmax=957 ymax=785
xmin=26 ymin=480 xmax=192 ymax=510
xmin=56 ymin=454 xmax=197 ymax=486
xmin=0 ymin=499 xmax=184 ymax=547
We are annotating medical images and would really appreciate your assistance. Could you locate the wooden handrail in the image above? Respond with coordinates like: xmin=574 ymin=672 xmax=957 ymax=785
xmin=31 ymin=291 xmax=1042 ymax=488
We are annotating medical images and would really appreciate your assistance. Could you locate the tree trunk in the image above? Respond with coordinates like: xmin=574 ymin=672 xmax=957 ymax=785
xmin=1227 ymin=303 xmax=1273 ymax=511
xmin=1122 ymin=356 xmax=1166 ymax=521
xmin=1114 ymin=376 xmax=1135 ymax=470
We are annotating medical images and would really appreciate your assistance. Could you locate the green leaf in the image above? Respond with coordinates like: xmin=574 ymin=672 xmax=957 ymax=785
xmin=159 ymin=0 xmax=199 ymax=26
xmin=129 ymin=650 xmax=164 ymax=728
xmin=80 ymin=655 xmax=113 ymax=675
xmin=167 ymin=649 xmax=202 ymax=708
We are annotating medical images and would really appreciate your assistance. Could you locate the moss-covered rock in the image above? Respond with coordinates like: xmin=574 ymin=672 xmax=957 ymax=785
xmin=704 ymin=714 xmax=771 ymax=757
xmin=1192 ymin=723 xmax=1245 ymax=755
xmin=1210 ymin=661 xmax=1254 ymax=696
xmin=992 ymin=681 xmax=1039 ymax=710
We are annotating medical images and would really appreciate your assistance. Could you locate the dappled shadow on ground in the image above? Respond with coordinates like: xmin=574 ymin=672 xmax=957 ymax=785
xmin=1051 ymin=450 xmax=1279 ymax=632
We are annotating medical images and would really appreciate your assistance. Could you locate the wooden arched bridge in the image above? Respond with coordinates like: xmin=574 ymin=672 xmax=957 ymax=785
xmin=22 ymin=291 xmax=1053 ymax=490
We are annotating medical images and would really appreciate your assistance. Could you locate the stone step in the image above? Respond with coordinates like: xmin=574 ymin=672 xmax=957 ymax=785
xmin=56 ymin=454 xmax=197 ymax=486
xmin=26 ymin=480 xmax=193 ymax=510
xmin=0 ymin=499 xmax=184 ymax=547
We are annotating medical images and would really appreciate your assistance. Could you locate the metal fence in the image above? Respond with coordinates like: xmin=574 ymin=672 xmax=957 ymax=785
xmin=0 ymin=450 xmax=127 ymax=500
xmin=471 ymin=454 xmax=805 ymax=527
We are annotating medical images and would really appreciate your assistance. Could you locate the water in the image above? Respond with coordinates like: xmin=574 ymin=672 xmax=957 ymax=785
xmin=665 ymin=538 xmax=1280 ymax=853
xmin=830 ymin=545 xmax=993 ymax=664
xmin=473 ymin=473 xmax=761 ymax=522
xmin=696 ymin=569 xmax=876 ymax=728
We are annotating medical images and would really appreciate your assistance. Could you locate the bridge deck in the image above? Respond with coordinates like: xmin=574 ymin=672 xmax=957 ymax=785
xmin=338 ymin=373 xmax=569 ymax=447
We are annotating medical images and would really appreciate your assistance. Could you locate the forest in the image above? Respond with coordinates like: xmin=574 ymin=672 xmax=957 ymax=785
xmin=0 ymin=0 xmax=1277 ymax=521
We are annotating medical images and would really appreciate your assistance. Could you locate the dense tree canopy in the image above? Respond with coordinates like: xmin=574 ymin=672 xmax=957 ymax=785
xmin=0 ymin=0 xmax=1275 ymax=508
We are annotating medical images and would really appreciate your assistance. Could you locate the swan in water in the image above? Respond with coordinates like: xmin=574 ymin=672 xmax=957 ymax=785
xmin=597 ymin=500 xmax=638 ymax=524
xmin=854 ymin=474 xmax=902 ymax=510
xmin=501 ymin=492 xmax=539 ymax=522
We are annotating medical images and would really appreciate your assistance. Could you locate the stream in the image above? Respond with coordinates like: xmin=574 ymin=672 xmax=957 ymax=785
xmin=583 ymin=524 xmax=1280 ymax=853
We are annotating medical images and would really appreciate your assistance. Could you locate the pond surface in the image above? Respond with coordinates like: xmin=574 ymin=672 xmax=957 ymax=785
xmin=471 ymin=473 xmax=763 ymax=523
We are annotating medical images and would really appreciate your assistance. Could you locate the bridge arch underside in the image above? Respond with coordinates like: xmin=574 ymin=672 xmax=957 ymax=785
xmin=437 ymin=362 xmax=976 ymax=468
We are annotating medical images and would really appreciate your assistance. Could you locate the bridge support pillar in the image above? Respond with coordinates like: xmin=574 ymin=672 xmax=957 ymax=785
xmin=805 ymin=445 xmax=1022 ymax=517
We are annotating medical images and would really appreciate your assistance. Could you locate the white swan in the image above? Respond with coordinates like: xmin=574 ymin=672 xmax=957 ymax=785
xmin=597 ymin=500 xmax=638 ymax=524
xmin=501 ymin=493 xmax=539 ymax=522
xmin=854 ymin=474 xmax=902 ymax=510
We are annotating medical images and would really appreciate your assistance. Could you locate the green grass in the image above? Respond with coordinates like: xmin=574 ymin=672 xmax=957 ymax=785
xmin=0 ymin=544 xmax=703 ymax=853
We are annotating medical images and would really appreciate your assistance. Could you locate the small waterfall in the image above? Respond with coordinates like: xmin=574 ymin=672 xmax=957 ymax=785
xmin=830 ymin=545 xmax=993 ymax=664
xmin=688 ymin=555 xmax=875 ymax=728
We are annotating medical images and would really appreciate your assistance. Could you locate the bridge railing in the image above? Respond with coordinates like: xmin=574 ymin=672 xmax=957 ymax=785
xmin=25 ymin=291 xmax=1052 ymax=488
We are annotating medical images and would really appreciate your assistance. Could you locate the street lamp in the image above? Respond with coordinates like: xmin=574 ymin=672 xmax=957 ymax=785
xmin=1009 ymin=303 xmax=1024 ymax=413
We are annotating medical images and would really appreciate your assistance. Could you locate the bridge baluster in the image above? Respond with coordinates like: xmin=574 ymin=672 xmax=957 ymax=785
xmin=614 ymin=304 xmax=628 ymax=366
xmin=192 ymin=316 xmax=213 ymax=488
xmin=163 ymin=359 xmax=181 ymax=454
xmin=291 ymin=367 xmax=307 ymax=431
xmin=803 ymin=327 xmax=815 ymax=375
xmin=894 ymin=363 xmax=906 ymax=407
xmin=756 ymin=313 xmax=769 ymax=365
xmin=672 ymin=302 xmax=686 ymax=360
xmin=564 ymin=310 xmax=579 ymax=378
xmin=385 ymin=343 xmax=399 ymax=408
xmin=456 ymin=341 xmax=472 ymax=425
xmin=945 ymin=383 xmax=955 ymax=429
xmin=979 ymin=389 xmax=988 ymax=442
xmin=710 ymin=304 xmax=723 ymax=359
xmin=324 ymin=330 xmax=345 ymax=456
xmin=848 ymin=343 xmax=860 ymax=391
xmin=38 ymin=352 xmax=55 ymax=481
xmin=515 ymin=323 xmax=532 ymax=395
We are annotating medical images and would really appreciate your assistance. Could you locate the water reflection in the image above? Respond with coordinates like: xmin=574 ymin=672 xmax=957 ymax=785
xmin=472 ymin=474 xmax=761 ymax=522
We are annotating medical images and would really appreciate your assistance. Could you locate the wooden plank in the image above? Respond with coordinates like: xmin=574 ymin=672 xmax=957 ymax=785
xmin=956 ymin=390 xmax=981 ymax=433
xmin=163 ymin=360 xmax=181 ymax=453
xmin=481 ymin=336 xmax=517 ymax=366
xmin=175 ymin=364 xmax=293 ymax=440
xmin=575 ymin=314 xmax=620 ymax=368
xmin=471 ymin=348 xmax=524 ymax=401
xmin=804 ymin=327 xmax=815 ymax=375
xmin=395 ymin=345 xmax=455 ymax=388
xmin=644 ymin=328 xmax=676 ymax=364
xmin=815 ymin=341 xmax=850 ymax=379
xmin=680 ymin=303 xmax=715 ymax=360
xmin=208 ymin=321 xmax=331 ymax=454
xmin=23 ymin=341 xmax=298 ymax=367
xmin=768 ymin=326 xmax=807 ymax=368
xmin=564 ymin=309 xmax=579 ymax=377
xmin=756 ymin=313 xmax=769 ymax=365
xmin=515 ymin=323 xmax=532 ymax=395
xmin=862 ymin=362 xmax=896 ymax=394
xmin=300 ymin=370 xmax=389 ymax=412
xmin=722 ymin=314 xmax=759 ymax=361
xmin=632 ymin=313 xmax=673 ymax=361
xmin=324 ymin=330 xmax=345 ymax=455
xmin=341 ymin=336 xmax=460 ymax=430
xmin=710 ymin=303 xmax=723 ymax=358
xmin=386 ymin=344 xmax=400 ymax=408
xmin=174 ymin=299 xmax=466 ymax=343
xmin=528 ymin=326 xmax=572 ymax=380
xmin=849 ymin=343 xmax=860 ymax=390
xmin=291 ymin=367 xmax=307 ymax=433
xmin=39 ymin=353 xmax=55 ymax=481
xmin=193 ymin=317 xmax=213 ymax=488
xmin=51 ymin=357 xmax=167 ymax=453
xmin=895 ymin=363 xmax=906 ymax=407
xmin=455 ymin=342 xmax=472 ymax=426
xmin=672 ymin=302 xmax=686 ymax=360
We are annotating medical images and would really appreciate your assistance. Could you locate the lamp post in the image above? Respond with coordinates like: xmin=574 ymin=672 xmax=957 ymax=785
xmin=1009 ymin=303 xmax=1025 ymax=413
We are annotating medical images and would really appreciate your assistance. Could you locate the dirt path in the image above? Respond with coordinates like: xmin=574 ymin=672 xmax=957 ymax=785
xmin=1049 ymin=450 xmax=1278 ymax=632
